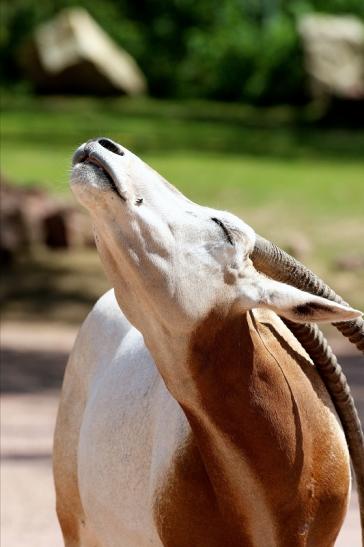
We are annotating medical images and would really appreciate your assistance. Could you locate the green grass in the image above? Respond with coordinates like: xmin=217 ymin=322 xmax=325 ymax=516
xmin=1 ymin=96 xmax=363 ymax=321
xmin=2 ymin=142 xmax=363 ymax=217
xmin=2 ymin=96 xmax=363 ymax=205
xmin=148 ymin=153 xmax=364 ymax=217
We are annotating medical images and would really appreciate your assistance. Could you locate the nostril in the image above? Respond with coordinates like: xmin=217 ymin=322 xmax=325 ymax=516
xmin=97 ymin=137 xmax=124 ymax=156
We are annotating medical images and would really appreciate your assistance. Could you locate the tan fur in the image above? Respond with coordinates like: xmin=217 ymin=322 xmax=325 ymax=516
xmin=53 ymin=346 xmax=87 ymax=546
xmin=54 ymin=301 xmax=350 ymax=547
xmin=153 ymin=309 xmax=350 ymax=547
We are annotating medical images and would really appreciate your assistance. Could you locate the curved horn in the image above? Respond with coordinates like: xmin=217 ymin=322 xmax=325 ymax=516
xmin=283 ymin=320 xmax=364 ymax=544
xmin=251 ymin=235 xmax=364 ymax=353
xmin=251 ymin=235 xmax=364 ymax=542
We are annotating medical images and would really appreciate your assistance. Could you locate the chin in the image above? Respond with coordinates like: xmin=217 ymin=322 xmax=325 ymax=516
xmin=71 ymin=163 xmax=109 ymax=207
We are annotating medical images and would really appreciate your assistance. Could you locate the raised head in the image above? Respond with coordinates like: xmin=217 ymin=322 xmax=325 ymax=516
xmin=71 ymin=137 xmax=361 ymax=342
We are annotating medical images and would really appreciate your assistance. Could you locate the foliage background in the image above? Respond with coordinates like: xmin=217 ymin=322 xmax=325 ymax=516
xmin=2 ymin=0 xmax=364 ymax=103
xmin=1 ymin=1 xmax=364 ymax=318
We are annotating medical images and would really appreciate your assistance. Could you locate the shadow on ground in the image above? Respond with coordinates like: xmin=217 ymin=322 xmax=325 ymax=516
xmin=1 ymin=347 xmax=69 ymax=392
xmin=1 ymin=249 xmax=109 ymax=325
xmin=1 ymin=342 xmax=363 ymax=424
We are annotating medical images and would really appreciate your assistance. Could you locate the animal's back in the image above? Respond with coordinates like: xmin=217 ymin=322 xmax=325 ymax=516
xmin=53 ymin=289 xmax=184 ymax=546
xmin=54 ymin=291 xmax=350 ymax=547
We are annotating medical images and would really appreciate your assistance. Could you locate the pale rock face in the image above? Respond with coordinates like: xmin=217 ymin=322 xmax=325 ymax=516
xmin=24 ymin=8 xmax=147 ymax=95
xmin=298 ymin=14 xmax=364 ymax=99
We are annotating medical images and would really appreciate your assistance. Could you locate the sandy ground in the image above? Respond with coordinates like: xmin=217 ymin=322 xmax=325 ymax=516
xmin=1 ymin=321 xmax=363 ymax=546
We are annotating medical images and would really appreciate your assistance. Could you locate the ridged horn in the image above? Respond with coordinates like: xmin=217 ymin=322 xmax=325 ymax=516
xmin=283 ymin=320 xmax=364 ymax=545
xmin=251 ymin=235 xmax=364 ymax=353
xmin=251 ymin=235 xmax=364 ymax=543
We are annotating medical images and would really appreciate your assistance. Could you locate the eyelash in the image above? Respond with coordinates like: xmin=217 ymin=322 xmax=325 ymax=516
xmin=211 ymin=217 xmax=234 ymax=246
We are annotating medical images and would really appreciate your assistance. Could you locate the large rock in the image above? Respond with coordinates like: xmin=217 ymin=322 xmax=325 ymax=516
xmin=23 ymin=8 xmax=147 ymax=95
xmin=298 ymin=14 xmax=364 ymax=99
xmin=0 ymin=181 xmax=94 ymax=260
xmin=0 ymin=183 xmax=30 ymax=264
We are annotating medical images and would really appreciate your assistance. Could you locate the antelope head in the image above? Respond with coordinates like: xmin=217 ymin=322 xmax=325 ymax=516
xmin=71 ymin=137 xmax=361 ymax=345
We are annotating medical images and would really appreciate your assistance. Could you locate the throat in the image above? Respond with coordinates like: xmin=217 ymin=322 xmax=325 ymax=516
xmin=151 ymin=309 xmax=254 ymax=409
xmin=151 ymin=310 xmax=349 ymax=546
xmin=180 ymin=310 xmax=279 ymax=545
xmin=189 ymin=310 xmax=250 ymax=400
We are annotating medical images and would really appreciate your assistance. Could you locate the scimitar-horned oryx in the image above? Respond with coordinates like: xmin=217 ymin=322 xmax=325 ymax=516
xmin=54 ymin=137 xmax=364 ymax=547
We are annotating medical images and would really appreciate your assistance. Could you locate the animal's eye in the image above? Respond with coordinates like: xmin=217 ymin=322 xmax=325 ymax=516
xmin=211 ymin=217 xmax=234 ymax=246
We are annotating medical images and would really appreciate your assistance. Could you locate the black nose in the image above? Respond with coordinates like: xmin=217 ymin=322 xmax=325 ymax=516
xmin=97 ymin=137 xmax=124 ymax=156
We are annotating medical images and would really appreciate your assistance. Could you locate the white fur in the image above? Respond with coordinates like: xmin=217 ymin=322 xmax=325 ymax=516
xmin=54 ymin=139 xmax=359 ymax=546
xmin=74 ymin=290 xmax=188 ymax=546
xmin=61 ymin=290 xmax=349 ymax=546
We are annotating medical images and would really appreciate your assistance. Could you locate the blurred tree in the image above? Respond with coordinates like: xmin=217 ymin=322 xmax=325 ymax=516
xmin=1 ymin=0 xmax=363 ymax=104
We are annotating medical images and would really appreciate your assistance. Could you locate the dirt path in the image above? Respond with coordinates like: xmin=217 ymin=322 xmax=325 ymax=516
xmin=1 ymin=393 xmax=63 ymax=547
xmin=1 ymin=321 xmax=362 ymax=546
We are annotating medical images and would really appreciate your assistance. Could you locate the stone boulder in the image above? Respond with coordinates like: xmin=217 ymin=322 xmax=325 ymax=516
xmin=0 ymin=183 xmax=30 ymax=264
xmin=0 ymin=180 xmax=94 ymax=261
xmin=22 ymin=8 xmax=147 ymax=96
xmin=298 ymin=14 xmax=364 ymax=99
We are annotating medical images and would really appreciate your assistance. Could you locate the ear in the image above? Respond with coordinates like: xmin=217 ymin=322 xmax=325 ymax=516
xmin=240 ymin=275 xmax=362 ymax=324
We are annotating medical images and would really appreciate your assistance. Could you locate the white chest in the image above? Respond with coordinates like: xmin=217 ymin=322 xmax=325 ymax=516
xmin=77 ymin=329 xmax=190 ymax=547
